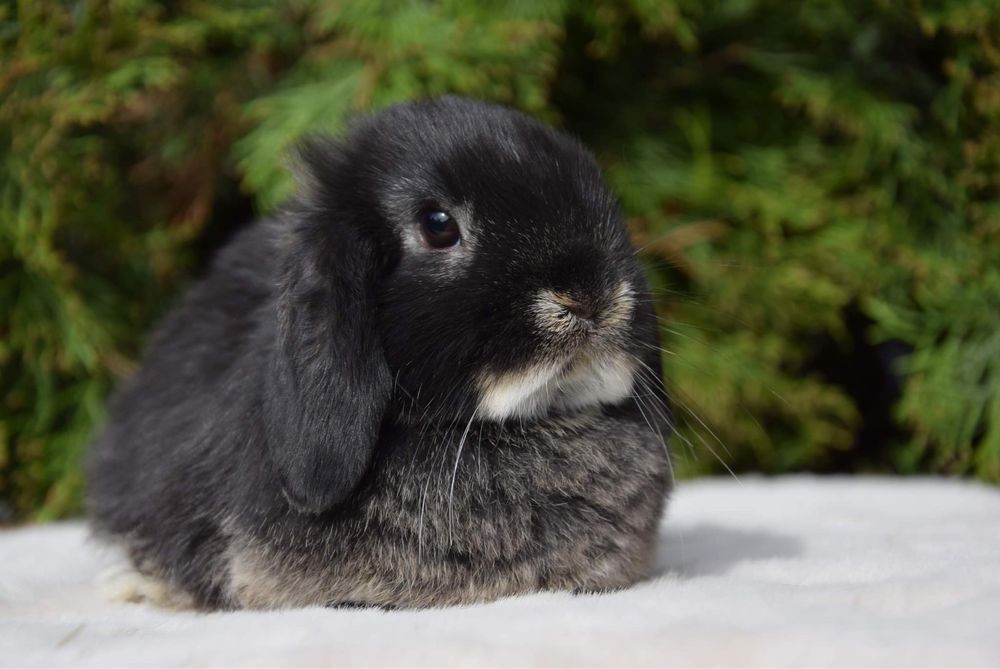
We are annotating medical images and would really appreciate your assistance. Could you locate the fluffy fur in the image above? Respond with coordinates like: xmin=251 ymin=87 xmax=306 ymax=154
xmin=86 ymin=97 xmax=673 ymax=610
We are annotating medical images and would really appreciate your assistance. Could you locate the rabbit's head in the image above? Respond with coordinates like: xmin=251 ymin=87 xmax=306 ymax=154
xmin=270 ymin=97 xmax=664 ymax=513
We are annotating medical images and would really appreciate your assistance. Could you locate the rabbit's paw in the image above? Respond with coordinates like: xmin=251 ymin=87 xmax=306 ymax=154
xmin=97 ymin=565 xmax=196 ymax=610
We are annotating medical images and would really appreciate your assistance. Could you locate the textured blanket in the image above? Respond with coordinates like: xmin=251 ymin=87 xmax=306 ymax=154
xmin=2 ymin=476 xmax=999 ymax=667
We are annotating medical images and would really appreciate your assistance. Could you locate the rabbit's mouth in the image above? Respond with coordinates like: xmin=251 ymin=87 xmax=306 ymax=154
xmin=475 ymin=280 xmax=638 ymax=421
xmin=475 ymin=350 xmax=636 ymax=421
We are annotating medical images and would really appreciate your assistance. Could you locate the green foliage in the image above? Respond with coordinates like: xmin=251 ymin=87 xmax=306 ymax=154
xmin=2 ymin=0 xmax=997 ymax=520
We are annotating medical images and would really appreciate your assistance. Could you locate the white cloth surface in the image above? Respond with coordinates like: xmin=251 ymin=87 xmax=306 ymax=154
xmin=2 ymin=476 xmax=999 ymax=667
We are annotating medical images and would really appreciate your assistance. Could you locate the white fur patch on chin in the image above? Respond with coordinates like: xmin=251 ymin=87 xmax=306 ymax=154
xmin=477 ymin=353 xmax=635 ymax=421
xmin=476 ymin=362 xmax=563 ymax=421
xmin=551 ymin=352 xmax=637 ymax=413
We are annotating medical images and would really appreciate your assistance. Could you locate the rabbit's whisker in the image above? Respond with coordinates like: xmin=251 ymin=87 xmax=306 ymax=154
xmin=448 ymin=405 xmax=479 ymax=547
xmin=628 ymin=354 xmax=740 ymax=483
xmin=629 ymin=385 xmax=674 ymax=483
xmin=652 ymin=372 xmax=735 ymax=460
xmin=634 ymin=339 xmax=677 ymax=357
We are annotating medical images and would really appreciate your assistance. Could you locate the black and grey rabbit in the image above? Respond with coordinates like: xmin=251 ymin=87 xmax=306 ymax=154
xmin=87 ymin=96 xmax=673 ymax=610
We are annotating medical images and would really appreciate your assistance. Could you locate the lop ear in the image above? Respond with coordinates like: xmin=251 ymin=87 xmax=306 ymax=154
xmin=264 ymin=138 xmax=392 ymax=514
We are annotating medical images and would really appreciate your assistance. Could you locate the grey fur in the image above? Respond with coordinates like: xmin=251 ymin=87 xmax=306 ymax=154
xmin=228 ymin=412 xmax=669 ymax=609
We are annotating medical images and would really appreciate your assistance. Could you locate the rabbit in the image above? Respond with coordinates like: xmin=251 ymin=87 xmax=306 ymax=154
xmin=86 ymin=96 xmax=674 ymax=610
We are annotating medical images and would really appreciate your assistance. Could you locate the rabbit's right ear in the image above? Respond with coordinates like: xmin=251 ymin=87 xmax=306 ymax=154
xmin=264 ymin=139 xmax=393 ymax=514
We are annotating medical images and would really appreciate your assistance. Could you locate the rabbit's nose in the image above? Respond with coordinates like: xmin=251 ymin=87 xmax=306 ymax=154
xmin=532 ymin=290 xmax=600 ymax=335
xmin=562 ymin=299 xmax=597 ymax=323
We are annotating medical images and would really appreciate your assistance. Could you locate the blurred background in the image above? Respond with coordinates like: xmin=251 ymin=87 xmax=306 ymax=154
xmin=1 ymin=1 xmax=998 ymax=522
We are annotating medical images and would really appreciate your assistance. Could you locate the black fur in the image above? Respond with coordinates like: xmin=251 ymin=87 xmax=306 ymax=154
xmin=87 ymin=97 xmax=673 ymax=609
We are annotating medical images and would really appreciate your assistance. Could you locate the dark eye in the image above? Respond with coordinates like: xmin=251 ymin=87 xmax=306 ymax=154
xmin=420 ymin=210 xmax=461 ymax=249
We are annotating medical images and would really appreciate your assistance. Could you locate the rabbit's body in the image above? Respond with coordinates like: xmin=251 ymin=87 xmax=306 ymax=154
xmin=230 ymin=405 xmax=667 ymax=609
xmin=88 ymin=98 xmax=673 ymax=610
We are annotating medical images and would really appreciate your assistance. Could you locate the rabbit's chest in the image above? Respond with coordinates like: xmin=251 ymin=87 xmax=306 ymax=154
xmin=228 ymin=413 xmax=669 ymax=608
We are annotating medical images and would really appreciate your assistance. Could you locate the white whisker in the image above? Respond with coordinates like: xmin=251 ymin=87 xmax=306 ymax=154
xmin=448 ymin=406 xmax=479 ymax=546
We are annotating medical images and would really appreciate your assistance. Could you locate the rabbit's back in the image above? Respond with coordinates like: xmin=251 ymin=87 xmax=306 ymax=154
xmin=87 ymin=222 xmax=282 ymax=607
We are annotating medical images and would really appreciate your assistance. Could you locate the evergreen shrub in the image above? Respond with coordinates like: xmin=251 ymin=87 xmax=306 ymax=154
xmin=2 ymin=0 xmax=997 ymax=520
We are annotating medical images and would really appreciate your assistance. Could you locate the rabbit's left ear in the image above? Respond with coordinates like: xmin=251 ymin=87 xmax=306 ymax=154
xmin=264 ymin=139 xmax=393 ymax=514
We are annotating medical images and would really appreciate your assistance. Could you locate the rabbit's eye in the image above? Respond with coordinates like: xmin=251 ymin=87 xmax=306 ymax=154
xmin=420 ymin=210 xmax=461 ymax=249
